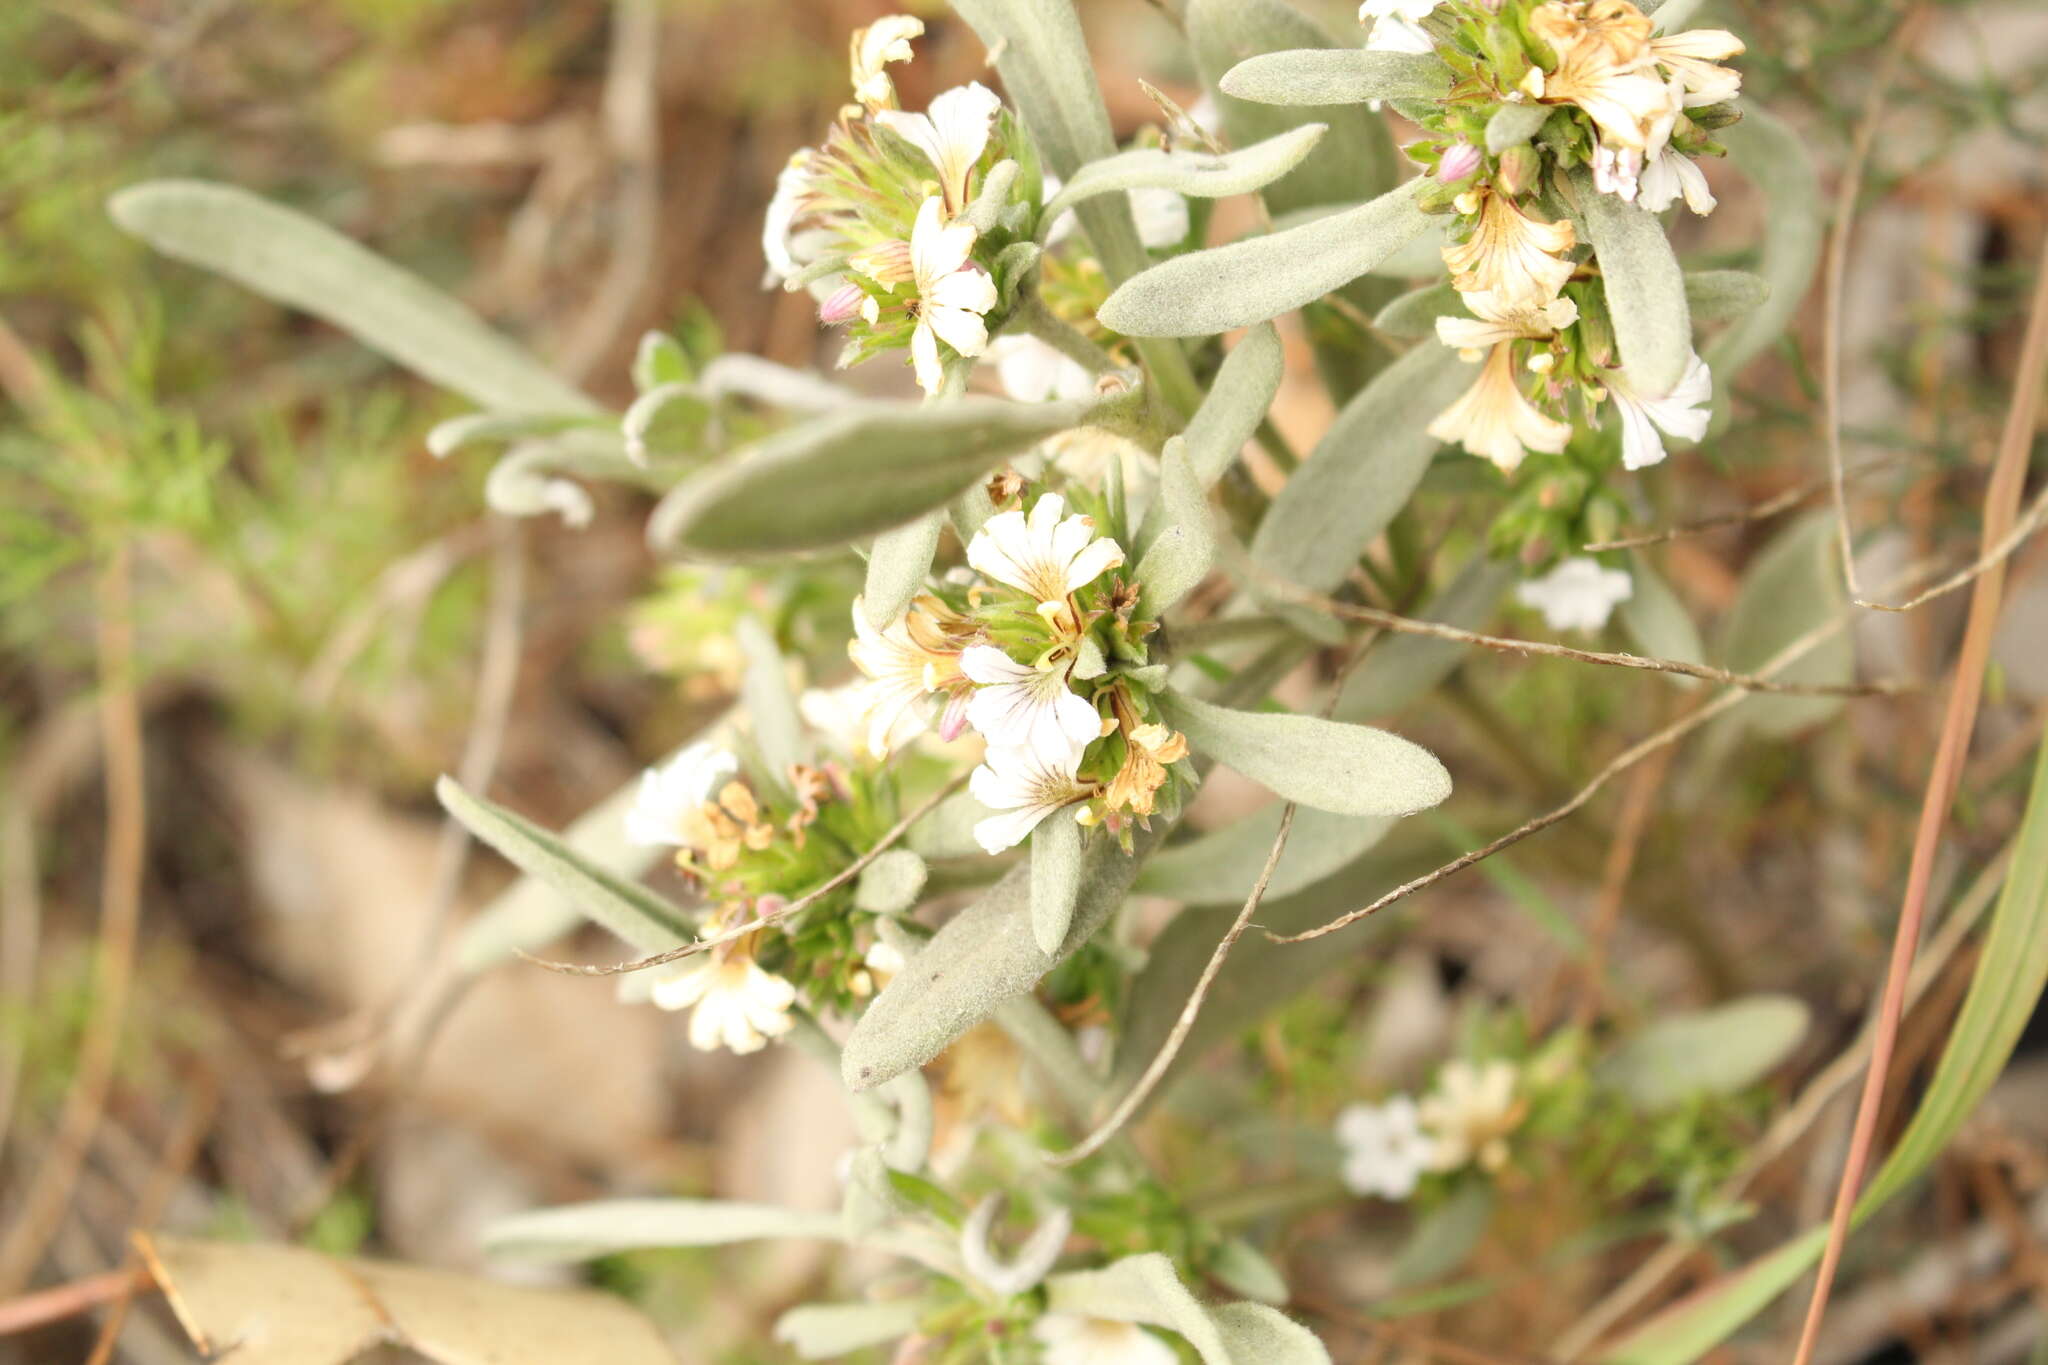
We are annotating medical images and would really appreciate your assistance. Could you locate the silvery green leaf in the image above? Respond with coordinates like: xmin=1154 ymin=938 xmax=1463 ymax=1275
xmin=1365 ymin=219 xmax=1451 ymax=277
xmin=649 ymin=394 xmax=1093 ymax=559
xmin=1708 ymin=107 xmax=1823 ymax=378
xmin=1046 ymin=1255 xmax=1233 ymax=1363
xmin=737 ymin=616 xmax=805 ymax=782
xmin=1029 ymin=813 xmax=1086 ymax=955
xmin=483 ymin=431 xmax=643 ymax=527
xmin=1249 ymin=343 xmax=1469 ymax=592
xmin=1684 ymin=270 xmax=1769 ymax=323
xmin=1208 ymin=1240 xmax=1290 ymax=1306
xmin=1072 ymin=634 xmax=1108 ymax=680
xmin=1158 ymin=692 xmax=1451 ymax=818
xmin=1208 ymin=1302 xmax=1332 ymax=1365
xmin=1485 ymin=102 xmax=1551 ymax=153
xmin=881 ymin=1068 xmax=935 ymax=1172
xmin=1186 ymin=0 xmax=1401 ymax=213
xmin=863 ymin=512 xmax=945 ymax=631
xmin=631 ymin=331 xmax=690 ymax=392
xmin=483 ymin=1199 xmax=844 ymax=1263
xmin=427 ymin=411 xmax=606 ymax=458
xmin=1391 ymin=1183 xmax=1494 ymax=1288
xmin=1180 ymin=323 xmax=1284 ymax=490
xmin=1597 ymin=995 xmax=1811 ymax=1110
xmin=436 ymin=778 xmax=690 ymax=956
xmin=906 ymin=789 xmax=1001 ymax=862
xmin=840 ymin=826 xmax=1160 ymax=1092
xmin=1097 ymin=181 xmax=1429 ymax=338
xmin=1618 ymin=561 xmax=1705 ymax=688
xmin=1135 ymin=439 xmax=1214 ymax=619
xmin=840 ymin=1146 xmax=900 ymax=1238
xmin=774 ymin=1302 xmax=925 ymax=1361
xmin=1219 ymin=49 xmax=1451 ymax=107
xmin=1715 ymin=511 xmax=1852 ymax=739
xmin=1371 ymin=282 xmax=1464 ymax=339
xmin=1040 ymin=125 xmax=1330 ymax=235
xmin=696 ymin=353 xmax=854 ymax=412
xmin=1134 ymin=805 xmax=1392 ymax=905
xmin=855 ymin=849 xmax=930 ymax=914
xmin=109 ymin=180 xmax=597 ymax=415
xmin=1337 ymin=559 xmax=1516 ymax=720
xmin=964 ymin=158 xmax=1021 ymax=235
xmin=1570 ymin=166 xmax=1691 ymax=396
xmin=623 ymin=381 xmax=709 ymax=463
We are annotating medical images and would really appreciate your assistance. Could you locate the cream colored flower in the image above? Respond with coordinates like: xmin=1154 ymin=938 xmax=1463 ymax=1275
xmin=960 ymin=644 xmax=1101 ymax=767
xmin=800 ymin=681 xmax=921 ymax=759
xmin=1651 ymin=27 xmax=1744 ymax=106
xmin=969 ymin=743 xmax=1094 ymax=854
xmin=1335 ymin=1096 xmax=1433 ymax=1200
xmin=966 ymin=492 xmax=1125 ymax=619
xmin=1516 ymin=558 xmax=1633 ymax=632
xmin=877 ymin=82 xmax=1003 ymax=215
xmin=989 ymin=333 xmax=1096 ymax=403
xmin=905 ymin=196 xmax=998 ymax=396
xmin=1607 ymin=350 xmax=1712 ymax=469
xmin=850 ymin=14 xmax=923 ymax=112
xmin=1034 ymin=1316 xmax=1179 ymax=1365
xmin=1638 ymin=146 xmax=1717 ymax=215
xmin=847 ymin=597 xmax=965 ymax=756
xmin=651 ymin=954 xmax=797 ymax=1054
xmin=1419 ymin=1058 xmax=1525 ymax=1173
xmin=1442 ymin=191 xmax=1578 ymax=311
xmin=625 ymin=743 xmax=742 ymax=847
xmin=1526 ymin=2 xmax=1678 ymax=153
xmin=1435 ymin=291 xmax=1579 ymax=358
xmin=1426 ymin=342 xmax=1572 ymax=473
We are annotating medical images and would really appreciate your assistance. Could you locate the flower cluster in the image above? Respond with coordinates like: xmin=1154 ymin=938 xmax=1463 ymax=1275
xmin=1335 ymin=1058 xmax=1527 ymax=1199
xmin=848 ymin=488 xmax=1190 ymax=855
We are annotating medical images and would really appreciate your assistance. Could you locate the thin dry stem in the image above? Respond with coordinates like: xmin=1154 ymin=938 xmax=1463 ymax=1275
xmin=1582 ymin=455 xmax=1906 ymax=553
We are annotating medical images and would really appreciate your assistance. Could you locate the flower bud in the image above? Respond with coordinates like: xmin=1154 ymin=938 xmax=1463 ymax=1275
xmin=1688 ymin=101 xmax=1742 ymax=130
xmin=1438 ymin=140 xmax=1483 ymax=183
xmin=1584 ymin=495 xmax=1623 ymax=548
xmin=1495 ymin=143 xmax=1542 ymax=198
xmin=1577 ymin=313 xmax=1615 ymax=368
xmin=817 ymin=281 xmax=866 ymax=325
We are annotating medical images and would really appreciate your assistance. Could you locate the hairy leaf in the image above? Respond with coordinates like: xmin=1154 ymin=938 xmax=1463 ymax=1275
xmin=1134 ymin=805 xmax=1393 ymax=905
xmin=737 ymin=615 xmax=806 ymax=783
xmin=1684 ymin=269 xmax=1770 ymax=323
xmin=1220 ymin=49 xmax=1451 ymax=106
xmin=1180 ymin=323 xmax=1285 ymax=490
xmin=775 ymin=1302 xmax=926 ymax=1360
xmin=1485 ymin=102 xmax=1551 ymax=153
xmin=855 ymin=848 xmax=930 ymax=915
xmin=1041 ymin=125 xmax=1330 ymax=231
xmin=1571 ymin=166 xmax=1692 ymax=396
xmin=1372 ymin=282 xmax=1465 ymax=339
xmin=484 ymin=1199 xmax=844 ymax=1262
xmin=1031 ymin=813 xmax=1086 ymax=955
xmin=1598 ymin=995 xmax=1810 ymax=1110
xmin=1715 ymin=511 xmax=1852 ymax=739
xmin=1135 ymin=439 xmax=1215 ymax=619
xmin=1157 ymin=691 xmax=1452 ymax=818
xmin=1708 ymin=106 xmax=1823 ymax=378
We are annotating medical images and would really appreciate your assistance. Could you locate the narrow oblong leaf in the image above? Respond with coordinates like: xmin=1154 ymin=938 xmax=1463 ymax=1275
xmin=1209 ymin=1240 xmax=1290 ymax=1306
xmin=1597 ymin=995 xmax=1810 ymax=1110
xmin=481 ymin=432 xmax=642 ymax=527
xmin=1571 ymin=166 xmax=1692 ymax=396
xmin=737 ymin=616 xmax=806 ymax=782
xmin=436 ymin=777 xmax=691 ymax=956
xmin=1045 ymin=1255 xmax=1233 ymax=1364
xmin=1208 ymin=1302 xmax=1332 ymax=1365
xmin=1617 ymin=560 xmax=1705 ymax=687
xmin=109 ymin=180 xmax=597 ymax=415
xmin=1097 ymin=181 xmax=1430 ymax=338
xmin=1684 ymin=269 xmax=1769 ymax=323
xmin=775 ymin=1302 xmax=927 ymax=1360
xmin=1030 ymin=814 xmax=1086 ymax=955
xmin=1157 ymin=691 xmax=1451 ymax=818
xmin=1372 ymin=282 xmax=1464 ymax=339
xmin=864 ymin=511 xmax=946 ymax=631
xmin=623 ymin=380 xmax=710 ymax=462
xmin=649 ymin=394 xmax=1095 ymax=559
xmin=1250 ymin=343 xmax=1471 ymax=593
xmin=483 ymin=1199 xmax=844 ymax=1263
xmin=1715 ymin=511 xmax=1852 ymax=740
xmin=1485 ymin=102 xmax=1551 ymax=153
xmin=1134 ymin=805 xmax=1392 ymax=905
xmin=1180 ymin=323 xmax=1284 ymax=490
xmin=427 ymin=411 xmax=606 ymax=458
xmin=1135 ymin=439 xmax=1214 ymax=619
xmin=1707 ymin=106 xmax=1823 ymax=378
xmin=855 ymin=848 xmax=930 ymax=914
xmin=1040 ymin=125 xmax=1330 ymax=231
xmin=1220 ymin=49 xmax=1450 ymax=107
xmin=1336 ymin=558 xmax=1517 ymax=721
xmin=1391 ymin=1183 xmax=1494 ymax=1288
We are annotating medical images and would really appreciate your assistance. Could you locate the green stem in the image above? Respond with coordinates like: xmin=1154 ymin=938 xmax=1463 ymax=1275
xmin=1016 ymin=292 xmax=1118 ymax=376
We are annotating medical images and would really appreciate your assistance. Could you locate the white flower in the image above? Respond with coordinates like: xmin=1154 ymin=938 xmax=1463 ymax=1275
xmin=1419 ymin=1058 xmax=1525 ymax=1172
xmin=760 ymin=152 xmax=810 ymax=285
xmin=1335 ymin=1096 xmax=1433 ymax=1200
xmin=960 ymin=644 xmax=1102 ymax=766
xmin=1034 ymin=1315 xmax=1179 ymax=1365
xmin=966 ymin=492 xmax=1125 ymax=614
xmin=1435 ymin=291 xmax=1578 ymax=358
xmin=1441 ymin=191 xmax=1578 ymax=312
xmin=969 ymin=743 xmax=1093 ymax=853
xmin=850 ymin=14 xmax=924 ymax=111
xmin=1426 ymin=341 xmax=1572 ymax=474
xmin=905 ymin=196 xmax=998 ymax=396
xmin=800 ymin=681 xmax=921 ymax=758
xmin=877 ymin=81 xmax=1002 ymax=214
xmin=651 ymin=956 xmax=797 ymax=1054
xmin=846 ymin=601 xmax=943 ymax=756
xmin=960 ymin=1196 xmax=1071 ymax=1298
xmin=1361 ymin=0 xmax=1440 ymax=53
xmin=989 ymin=333 xmax=1096 ymax=403
xmin=1607 ymin=350 xmax=1712 ymax=470
xmin=1650 ymin=28 xmax=1745 ymax=106
xmin=1637 ymin=147 xmax=1716 ymax=215
xmin=625 ymin=743 xmax=741 ymax=847
xmin=1592 ymin=141 xmax=1643 ymax=203
xmin=1515 ymin=558 xmax=1633 ymax=634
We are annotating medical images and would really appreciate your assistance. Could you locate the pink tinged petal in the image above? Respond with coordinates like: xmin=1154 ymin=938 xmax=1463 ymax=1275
xmin=938 ymin=690 xmax=971 ymax=741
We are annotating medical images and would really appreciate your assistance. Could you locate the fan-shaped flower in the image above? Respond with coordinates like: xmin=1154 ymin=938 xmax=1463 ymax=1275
xmin=877 ymin=82 xmax=1002 ymax=215
xmin=1526 ymin=2 xmax=1678 ymax=154
xmin=969 ymin=743 xmax=1095 ymax=854
xmin=849 ymin=14 xmax=923 ymax=112
xmin=1442 ymin=192 xmax=1578 ymax=311
xmin=1435 ymin=291 xmax=1579 ymax=358
xmin=1515 ymin=558 xmax=1634 ymax=633
xmin=651 ymin=953 xmax=798 ymax=1055
xmin=960 ymin=644 xmax=1102 ymax=767
xmin=1034 ymin=1315 xmax=1179 ymax=1365
xmin=1335 ymin=1096 xmax=1433 ymax=1200
xmin=966 ymin=493 xmax=1125 ymax=621
xmin=625 ymin=743 xmax=742 ymax=847
xmin=1637 ymin=146 xmax=1717 ymax=216
xmin=1360 ymin=0 xmax=1441 ymax=54
xmin=1606 ymin=349 xmax=1712 ymax=469
xmin=1419 ymin=1059 xmax=1526 ymax=1172
xmin=1426 ymin=342 xmax=1572 ymax=473
xmin=905 ymin=196 xmax=998 ymax=396
xmin=847 ymin=597 xmax=967 ymax=756
xmin=1651 ymin=27 xmax=1745 ymax=106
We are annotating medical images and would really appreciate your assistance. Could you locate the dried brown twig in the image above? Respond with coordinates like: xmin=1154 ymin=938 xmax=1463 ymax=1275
xmin=1582 ymin=455 xmax=1907 ymax=553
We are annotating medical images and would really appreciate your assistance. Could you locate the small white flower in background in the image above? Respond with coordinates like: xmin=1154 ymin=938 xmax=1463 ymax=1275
xmin=1442 ymin=192 xmax=1578 ymax=312
xmin=967 ymin=492 xmax=1126 ymax=618
xmin=1426 ymin=342 xmax=1572 ymax=473
xmin=877 ymin=82 xmax=1003 ymax=214
xmin=960 ymin=644 xmax=1102 ymax=766
xmin=1042 ymin=177 xmax=1190 ymax=252
xmin=969 ymin=743 xmax=1094 ymax=853
xmin=1516 ymin=558 xmax=1633 ymax=634
xmin=864 ymin=938 xmax=906 ymax=982
xmin=1650 ymin=27 xmax=1745 ymax=106
xmin=846 ymin=601 xmax=945 ymax=756
xmin=1335 ymin=1096 xmax=1433 ymax=1200
xmin=849 ymin=13 xmax=923 ymax=112
xmin=989 ymin=333 xmax=1096 ymax=404
xmin=1435 ymin=291 xmax=1578 ymax=358
xmin=905 ymin=196 xmax=999 ymax=396
xmin=959 ymin=1196 xmax=1071 ymax=1298
xmin=1034 ymin=1315 xmax=1179 ymax=1365
xmin=625 ymin=743 xmax=742 ymax=847
xmin=1419 ymin=1059 xmax=1525 ymax=1173
xmin=651 ymin=955 xmax=797 ymax=1054
xmin=1637 ymin=147 xmax=1717 ymax=216
xmin=800 ymin=681 xmax=922 ymax=759
xmin=1607 ymin=350 xmax=1712 ymax=470
xmin=1360 ymin=0 xmax=1440 ymax=54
